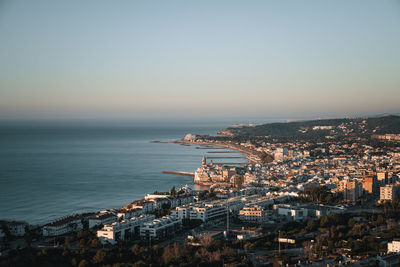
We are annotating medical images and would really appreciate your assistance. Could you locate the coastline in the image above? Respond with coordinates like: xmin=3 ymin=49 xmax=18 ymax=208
xmin=173 ymin=140 xmax=262 ymax=165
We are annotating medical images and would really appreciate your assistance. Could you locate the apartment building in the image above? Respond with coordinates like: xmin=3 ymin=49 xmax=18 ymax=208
xmin=42 ymin=215 xmax=83 ymax=237
xmin=97 ymin=214 xmax=155 ymax=245
xmin=379 ymin=184 xmax=400 ymax=203
xmin=140 ymin=216 xmax=181 ymax=240
xmin=89 ymin=212 xmax=118 ymax=229
xmin=238 ymin=206 xmax=269 ymax=223
xmin=171 ymin=203 xmax=226 ymax=222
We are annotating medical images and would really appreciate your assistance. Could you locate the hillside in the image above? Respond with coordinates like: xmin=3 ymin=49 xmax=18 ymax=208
xmin=224 ymin=115 xmax=400 ymax=139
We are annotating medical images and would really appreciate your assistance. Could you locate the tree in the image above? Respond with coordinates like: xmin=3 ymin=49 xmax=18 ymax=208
xmin=320 ymin=216 xmax=329 ymax=228
xmin=77 ymin=238 xmax=86 ymax=248
xmin=90 ymin=238 xmax=100 ymax=248
xmin=198 ymin=190 xmax=208 ymax=200
xmin=78 ymin=259 xmax=88 ymax=267
xmin=306 ymin=219 xmax=317 ymax=231
xmin=65 ymin=236 xmax=74 ymax=248
xmin=132 ymin=260 xmax=147 ymax=267
xmin=200 ymin=235 xmax=213 ymax=248
xmin=93 ymin=250 xmax=106 ymax=264
xmin=376 ymin=214 xmax=384 ymax=226
xmin=132 ymin=244 xmax=141 ymax=257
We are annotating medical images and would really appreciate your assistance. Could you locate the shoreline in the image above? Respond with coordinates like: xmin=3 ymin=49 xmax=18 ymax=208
xmin=173 ymin=140 xmax=262 ymax=165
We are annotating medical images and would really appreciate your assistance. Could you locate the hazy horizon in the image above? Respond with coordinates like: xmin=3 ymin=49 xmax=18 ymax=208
xmin=1 ymin=0 xmax=399 ymax=120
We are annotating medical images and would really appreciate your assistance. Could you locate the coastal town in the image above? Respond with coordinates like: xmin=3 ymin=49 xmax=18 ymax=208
xmin=2 ymin=116 xmax=400 ymax=266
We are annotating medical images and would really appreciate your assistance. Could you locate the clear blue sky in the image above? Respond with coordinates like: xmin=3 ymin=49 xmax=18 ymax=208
xmin=0 ymin=0 xmax=399 ymax=120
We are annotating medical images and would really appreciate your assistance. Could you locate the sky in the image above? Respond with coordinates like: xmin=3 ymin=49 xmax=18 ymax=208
xmin=0 ymin=0 xmax=399 ymax=120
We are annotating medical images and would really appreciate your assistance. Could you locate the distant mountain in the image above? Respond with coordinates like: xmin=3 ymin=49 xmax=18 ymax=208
xmin=224 ymin=115 xmax=400 ymax=139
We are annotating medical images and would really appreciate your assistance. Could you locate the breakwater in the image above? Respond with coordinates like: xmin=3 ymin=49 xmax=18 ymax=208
xmin=162 ymin=171 xmax=195 ymax=177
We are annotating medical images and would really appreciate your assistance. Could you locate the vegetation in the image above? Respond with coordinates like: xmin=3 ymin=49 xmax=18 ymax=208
xmin=222 ymin=115 xmax=400 ymax=140
xmin=2 ymin=241 xmax=251 ymax=267
xmin=298 ymin=186 xmax=343 ymax=205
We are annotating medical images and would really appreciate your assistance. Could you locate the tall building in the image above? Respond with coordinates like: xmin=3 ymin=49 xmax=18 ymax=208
xmin=362 ymin=175 xmax=377 ymax=195
xmin=379 ymin=184 xmax=400 ymax=203
xmin=337 ymin=179 xmax=360 ymax=202
xmin=377 ymin=172 xmax=388 ymax=186
xmin=202 ymin=155 xmax=207 ymax=166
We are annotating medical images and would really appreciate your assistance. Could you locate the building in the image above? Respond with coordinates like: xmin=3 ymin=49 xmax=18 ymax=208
xmin=144 ymin=193 xmax=195 ymax=209
xmin=379 ymin=184 xmax=400 ymax=203
xmin=89 ymin=212 xmax=118 ymax=229
xmin=310 ymin=205 xmax=345 ymax=218
xmin=377 ymin=172 xmax=388 ymax=186
xmin=0 ymin=221 xmax=27 ymax=237
xmin=97 ymin=215 xmax=155 ymax=245
xmin=274 ymin=204 xmax=308 ymax=221
xmin=189 ymin=204 xmax=226 ymax=222
xmin=238 ymin=206 xmax=269 ymax=223
xmin=140 ymin=216 xmax=181 ymax=240
xmin=337 ymin=179 xmax=360 ymax=202
xmin=388 ymin=239 xmax=400 ymax=253
xmin=171 ymin=203 xmax=226 ymax=222
xmin=42 ymin=215 xmax=83 ymax=237
xmin=194 ymin=157 xmax=239 ymax=185
xmin=130 ymin=200 xmax=155 ymax=214
xmin=362 ymin=175 xmax=377 ymax=195
xmin=171 ymin=206 xmax=192 ymax=220
xmin=117 ymin=208 xmax=142 ymax=220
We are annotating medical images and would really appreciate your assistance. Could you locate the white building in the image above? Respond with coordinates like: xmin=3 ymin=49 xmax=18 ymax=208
xmin=131 ymin=201 xmax=155 ymax=214
xmin=89 ymin=212 xmax=118 ymax=229
xmin=140 ymin=216 xmax=181 ymax=240
xmin=388 ymin=240 xmax=400 ymax=253
xmin=190 ymin=204 xmax=226 ymax=222
xmin=274 ymin=204 xmax=308 ymax=221
xmin=145 ymin=194 xmax=195 ymax=209
xmin=117 ymin=208 xmax=142 ymax=220
xmin=310 ymin=205 xmax=345 ymax=218
xmin=171 ymin=206 xmax=191 ymax=220
xmin=97 ymin=215 xmax=155 ymax=245
xmin=42 ymin=215 xmax=83 ymax=237
xmin=171 ymin=204 xmax=226 ymax=222
xmin=0 ymin=221 xmax=27 ymax=237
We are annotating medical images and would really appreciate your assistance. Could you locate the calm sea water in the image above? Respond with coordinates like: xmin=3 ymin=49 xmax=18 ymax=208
xmin=0 ymin=120 xmax=251 ymax=225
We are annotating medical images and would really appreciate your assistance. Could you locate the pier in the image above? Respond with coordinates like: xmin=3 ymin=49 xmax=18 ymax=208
xmin=196 ymin=147 xmax=227 ymax=149
xmin=162 ymin=171 xmax=194 ymax=177
xmin=213 ymin=162 xmax=248 ymax=165
xmin=206 ymin=156 xmax=248 ymax=159
xmin=207 ymin=151 xmax=239 ymax=153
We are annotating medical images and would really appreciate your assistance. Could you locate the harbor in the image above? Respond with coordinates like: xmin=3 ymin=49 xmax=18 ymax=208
xmin=162 ymin=142 xmax=252 ymax=181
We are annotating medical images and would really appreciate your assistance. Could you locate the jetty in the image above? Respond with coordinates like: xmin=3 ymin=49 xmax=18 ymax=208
xmin=207 ymin=151 xmax=239 ymax=153
xmin=213 ymin=162 xmax=248 ymax=165
xmin=196 ymin=147 xmax=226 ymax=149
xmin=206 ymin=156 xmax=247 ymax=159
xmin=162 ymin=171 xmax=195 ymax=177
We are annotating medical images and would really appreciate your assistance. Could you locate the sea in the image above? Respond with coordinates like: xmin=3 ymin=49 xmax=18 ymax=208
xmin=0 ymin=119 xmax=259 ymax=225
